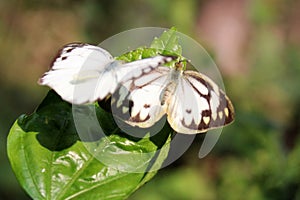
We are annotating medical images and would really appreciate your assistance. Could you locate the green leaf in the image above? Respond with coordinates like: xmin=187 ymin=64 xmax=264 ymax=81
xmin=7 ymin=91 xmax=172 ymax=200
xmin=150 ymin=27 xmax=182 ymax=56
xmin=117 ymin=27 xmax=182 ymax=63
xmin=116 ymin=47 xmax=160 ymax=62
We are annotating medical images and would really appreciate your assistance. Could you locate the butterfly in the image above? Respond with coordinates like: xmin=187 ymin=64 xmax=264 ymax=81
xmin=39 ymin=43 xmax=176 ymax=104
xmin=111 ymin=61 xmax=235 ymax=134
xmin=39 ymin=42 xmax=234 ymax=134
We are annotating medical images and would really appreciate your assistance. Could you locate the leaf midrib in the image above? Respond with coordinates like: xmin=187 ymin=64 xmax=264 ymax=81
xmin=54 ymin=126 xmax=121 ymax=200
xmin=54 ymin=146 xmax=95 ymax=200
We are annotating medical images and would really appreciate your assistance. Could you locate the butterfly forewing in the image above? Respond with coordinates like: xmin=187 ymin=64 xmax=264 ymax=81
xmin=51 ymin=43 xmax=114 ymax=71
xmin=115 ymin=56 xmax=175 ymax=82
xmin=93 ymin=56 xmax=175 ymax=103
xmin=39 ymin=43 xmax=115 ymax=104
xmin=166 ymin=70 xmax=234 ymax=134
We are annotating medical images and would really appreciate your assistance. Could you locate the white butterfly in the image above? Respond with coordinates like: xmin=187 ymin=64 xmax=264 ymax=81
xmin=39 ymin=42 xmax=234 ymax=134
xmin=39 ymin=43 xmax=176 ymax=104
xmin=111 ymin=62 xmax=235 ymax=134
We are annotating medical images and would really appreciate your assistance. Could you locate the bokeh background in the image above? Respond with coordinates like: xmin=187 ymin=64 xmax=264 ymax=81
xmin=1 ymin=0 xmax=300 ymax=199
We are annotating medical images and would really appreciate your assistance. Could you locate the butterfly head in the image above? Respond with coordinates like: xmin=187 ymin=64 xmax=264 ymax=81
xmin=174 ymin=60 xmax=188 ymax=71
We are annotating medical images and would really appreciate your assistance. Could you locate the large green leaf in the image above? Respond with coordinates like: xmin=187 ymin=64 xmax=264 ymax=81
xmin=7 ymin=91 xmax=172 ymax=200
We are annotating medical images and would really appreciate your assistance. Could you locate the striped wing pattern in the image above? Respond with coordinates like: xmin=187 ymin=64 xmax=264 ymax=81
xmin=112 ymin=66 xmax=234 ymax=134
xmin=111 ymin=66 xmax=170 ymax=128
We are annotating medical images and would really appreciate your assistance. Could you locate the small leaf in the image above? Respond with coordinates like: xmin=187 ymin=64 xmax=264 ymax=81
xmin=117 ymin=27 xmax=182 ymax=62
xmin=150 ymin=27 xmax=182 ymax=56
xmin=116 ymin=47 xmax=160 ymax=62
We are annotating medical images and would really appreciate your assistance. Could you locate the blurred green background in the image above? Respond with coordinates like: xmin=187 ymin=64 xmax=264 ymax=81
xmin=1 ymin=0 xmax=300 ymax=199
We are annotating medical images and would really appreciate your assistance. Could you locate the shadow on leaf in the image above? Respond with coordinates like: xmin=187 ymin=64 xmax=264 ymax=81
xmin=18 ymin=90 xmax=173 ymax=152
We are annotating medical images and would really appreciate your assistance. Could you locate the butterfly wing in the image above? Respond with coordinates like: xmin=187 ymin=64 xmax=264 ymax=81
xmin=111 ymin=66 xmax=171 ymax=128
xmin=114 ymin=55 xmax=176 ymax=82
xmin=94 ymin=55 xmax=176 ymax=105
xmin=40 ymin=43 xmax=176 ymax=104
xmin=39 ymin=43 xmax=115 ymax=104
xmin=165 ymin=70 xmax=234 ymax=134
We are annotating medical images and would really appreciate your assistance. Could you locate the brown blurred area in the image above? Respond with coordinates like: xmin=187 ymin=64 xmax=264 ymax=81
xmin=197 ymin=0 xmax=250 ymax=74
xmin=197 ymin=0 xmax=300 ymax=74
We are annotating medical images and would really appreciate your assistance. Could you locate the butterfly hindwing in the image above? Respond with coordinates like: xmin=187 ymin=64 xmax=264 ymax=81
xmin=111 ymin=66 xmax=171 ymax=128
